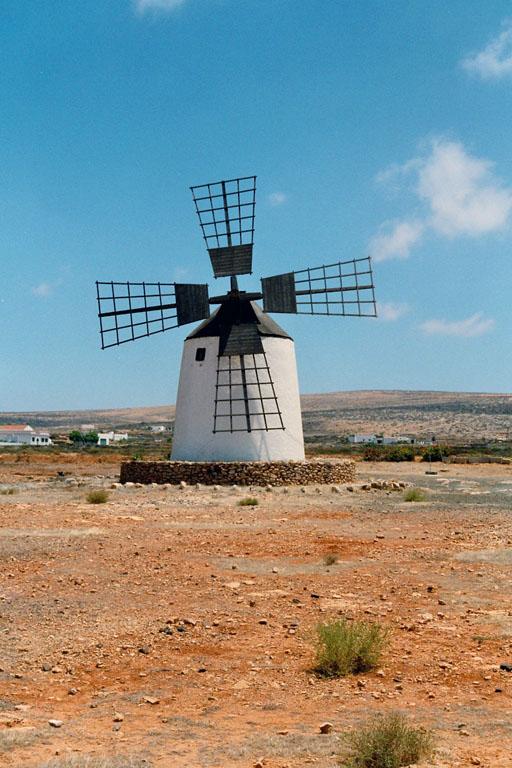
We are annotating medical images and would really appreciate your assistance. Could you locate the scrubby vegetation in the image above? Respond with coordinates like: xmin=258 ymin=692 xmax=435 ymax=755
xmin=340 ymin=712 xmax=434 ymax=768
xmin=237 ymin=497 xmax=259 ymax=507
xmin=363 ymin=445 xmax=417 ymax=462
xmin=86 ymin=489 xmax=109 ymax=504
xmin=312 ymin=618 xmax=389 ymax=677
xmin=404 ymin=488 xmax=429 ymax=502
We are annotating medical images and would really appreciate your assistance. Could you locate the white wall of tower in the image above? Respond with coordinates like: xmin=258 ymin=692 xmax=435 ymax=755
xmin=171 ymin=336 xmax=305 ymax=461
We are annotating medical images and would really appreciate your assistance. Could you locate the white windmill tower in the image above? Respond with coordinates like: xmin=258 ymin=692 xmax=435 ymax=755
xmin=96 ymin=175 xmax=377 ymax=462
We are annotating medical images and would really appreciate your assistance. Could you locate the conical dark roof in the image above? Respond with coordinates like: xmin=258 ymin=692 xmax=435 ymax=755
xmin=187 ymin=298 xmax=291 ymax=356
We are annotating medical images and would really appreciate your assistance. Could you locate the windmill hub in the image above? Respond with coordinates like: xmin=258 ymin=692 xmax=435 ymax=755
xmin=96 ymin=175 xmax=377 ymax=463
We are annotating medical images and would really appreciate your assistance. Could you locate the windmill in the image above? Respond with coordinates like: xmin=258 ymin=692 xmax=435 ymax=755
xmin=96 ymin=175 xmax=377 ymax=462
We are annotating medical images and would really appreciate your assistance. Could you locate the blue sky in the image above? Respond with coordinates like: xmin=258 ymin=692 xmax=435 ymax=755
xmin=2 ymin=0 xmax=512 ymax=410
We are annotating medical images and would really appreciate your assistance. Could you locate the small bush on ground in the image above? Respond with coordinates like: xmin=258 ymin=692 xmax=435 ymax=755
xmin=404 ymin=488 xmax=428 ymax=502
xmin=312 ymin=618 xmax=390 ymax=677
xmin=340 ymin=711 xmax=434 ymax=768
xmin=0 ymin=488 xmax=17 ymax=495
xmin=323 ymin=552 xmax=338 ymax=566
xmin=86 ymin=489 xmax=109 ymax=504
xmin=237 ymin=497 xmax=259 ymax=506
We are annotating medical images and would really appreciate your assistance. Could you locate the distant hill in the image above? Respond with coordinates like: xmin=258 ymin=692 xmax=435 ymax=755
xmin=300 ymin=390 xmax=512 ymax=442
xmin=1 ymin=390 xmax=511 ymax=441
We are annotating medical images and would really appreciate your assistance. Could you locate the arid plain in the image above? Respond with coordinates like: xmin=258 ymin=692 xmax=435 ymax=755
xmin=1 ymin=451 xmax=512 ymax=767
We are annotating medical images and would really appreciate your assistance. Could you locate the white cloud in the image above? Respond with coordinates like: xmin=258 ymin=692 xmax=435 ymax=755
xmin=376 ymin=301 xmax=409 ymax=322
xmin=370 ymin=138 xmax=512 ymax=260
xmin=134 ymin=0 xmax=188 ymax=13
xmin=418 ymin=140 xmax=512 ymax=236
xmin=30 ymin=277 xmax=63 ymax=298
xmin=31 ymin=282 xmax=53 ymax=298
xmin=268 ymin=192 xmax=288 ymax=207
xmin=368 ymin=219 xmax=424 ymax=262
xmin=461 ymin=22 xmax=512 ymax=79
xmin=419 ymin=312 xmax=495 ymax=338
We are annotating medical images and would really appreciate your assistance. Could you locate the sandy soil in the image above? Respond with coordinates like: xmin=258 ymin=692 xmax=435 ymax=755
xmin=1 ymin=454 xmax=512 ymax=767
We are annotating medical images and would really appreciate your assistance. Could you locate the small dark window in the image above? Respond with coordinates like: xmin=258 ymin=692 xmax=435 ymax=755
xmin=195 ymin=347 xmax=206 ymax=362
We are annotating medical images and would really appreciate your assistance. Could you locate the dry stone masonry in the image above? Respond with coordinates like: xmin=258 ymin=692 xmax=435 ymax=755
xmin=120 ymin=459 xmax=356 ymax=487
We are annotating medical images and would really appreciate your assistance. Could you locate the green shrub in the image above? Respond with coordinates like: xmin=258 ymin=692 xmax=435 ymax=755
xmin=404 ymin=488 xmax=428 ymax=502
xmin=86 ymin=489 xmax=109 ymax=504
xmin=237 ymin=497 xmax=259 ymax=507
xmin=386 ymin=446 xmax=415 ymax=462
xmin=312 ymin=618 xmax=390 ymax=677
xmin=0 ymin=488 xmax=17 ymax=495
xmin=364 ymin=445 xmax=417 ymax=462
xmin=340 ymin=711 xmax=434 ymax=768
xmin=421 ymin=445 xmax=447 ymax=462
xmin=363 ymin=445 xmax=379 ymax=462
xmin=323 ymin=552 xmax=339 ymax=566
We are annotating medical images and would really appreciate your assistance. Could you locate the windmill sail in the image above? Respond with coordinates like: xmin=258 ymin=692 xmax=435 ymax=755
xmin=213 ymin=352 xmax=284 ymax=433
xmin=191 ymin=176 xmax=256 ymax=278
xmin=96 ymin=281 xmax=209 ymax=349
xmin=261 ymin=257 xmax=377 ymax=317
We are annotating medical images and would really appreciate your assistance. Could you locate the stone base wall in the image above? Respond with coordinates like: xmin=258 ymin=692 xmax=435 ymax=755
xmin=120 ymin=459 xmax=356 ymax=487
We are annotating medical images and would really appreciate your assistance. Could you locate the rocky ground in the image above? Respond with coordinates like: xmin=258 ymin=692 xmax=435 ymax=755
xmin=0 ymin=454 xmax=512 ymax=767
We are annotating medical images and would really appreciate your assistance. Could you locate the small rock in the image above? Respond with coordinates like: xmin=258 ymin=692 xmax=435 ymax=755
xmin=138 ymin=647 xmax=150 ymax=655
xmin=277 ymin=729 xmax=289 ymax=735
xmin=272 ymin=567 xmax=279 ymax=573
xmin=500 ymin=663 xmax=512 ymax=672
xmin=48 ymin=719 xmax=63 ymax=728
xmin=142 ymin=696 xmax=160 ymax=705
xmin=319 ymin=722 xmax=333 ymax=734
xmin=113 ymin=712 xmax=124 ymax=722
xmin=470 ymin=758 xmax=481 ymax=766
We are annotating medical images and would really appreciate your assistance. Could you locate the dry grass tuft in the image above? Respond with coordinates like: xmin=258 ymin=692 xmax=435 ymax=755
xmin=323 ymin=552 xmax=339 ymax=566
xmin=404 ymin=487 xmax=429 ymax=502
xmin=86 ymin=489 xmax=109 ymax=504
xmin=28 ymin=756 xmax=152 ymax=768
xmin=312 ymin=618 xmax=390 ymax=677
xmin=340 ymin=711 xmax=434 ymax=767
xmin=237 ymin=497 xmax=259 ymax=507
xmin=0 ymin=728 xmax=39 ymax=753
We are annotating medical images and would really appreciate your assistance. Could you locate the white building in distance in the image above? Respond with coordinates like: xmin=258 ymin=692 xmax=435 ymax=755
xmin=97 ymin=431 xmax=129 ymax=446
xmin=348 ymin=434 xmax=417 ymax=445
xmin=0 ymin=425 xmax=52 ymax=446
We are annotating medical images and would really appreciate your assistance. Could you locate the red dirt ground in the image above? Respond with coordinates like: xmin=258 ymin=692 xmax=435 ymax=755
xmin=1 ymin=453 xmax=512 ymax=767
